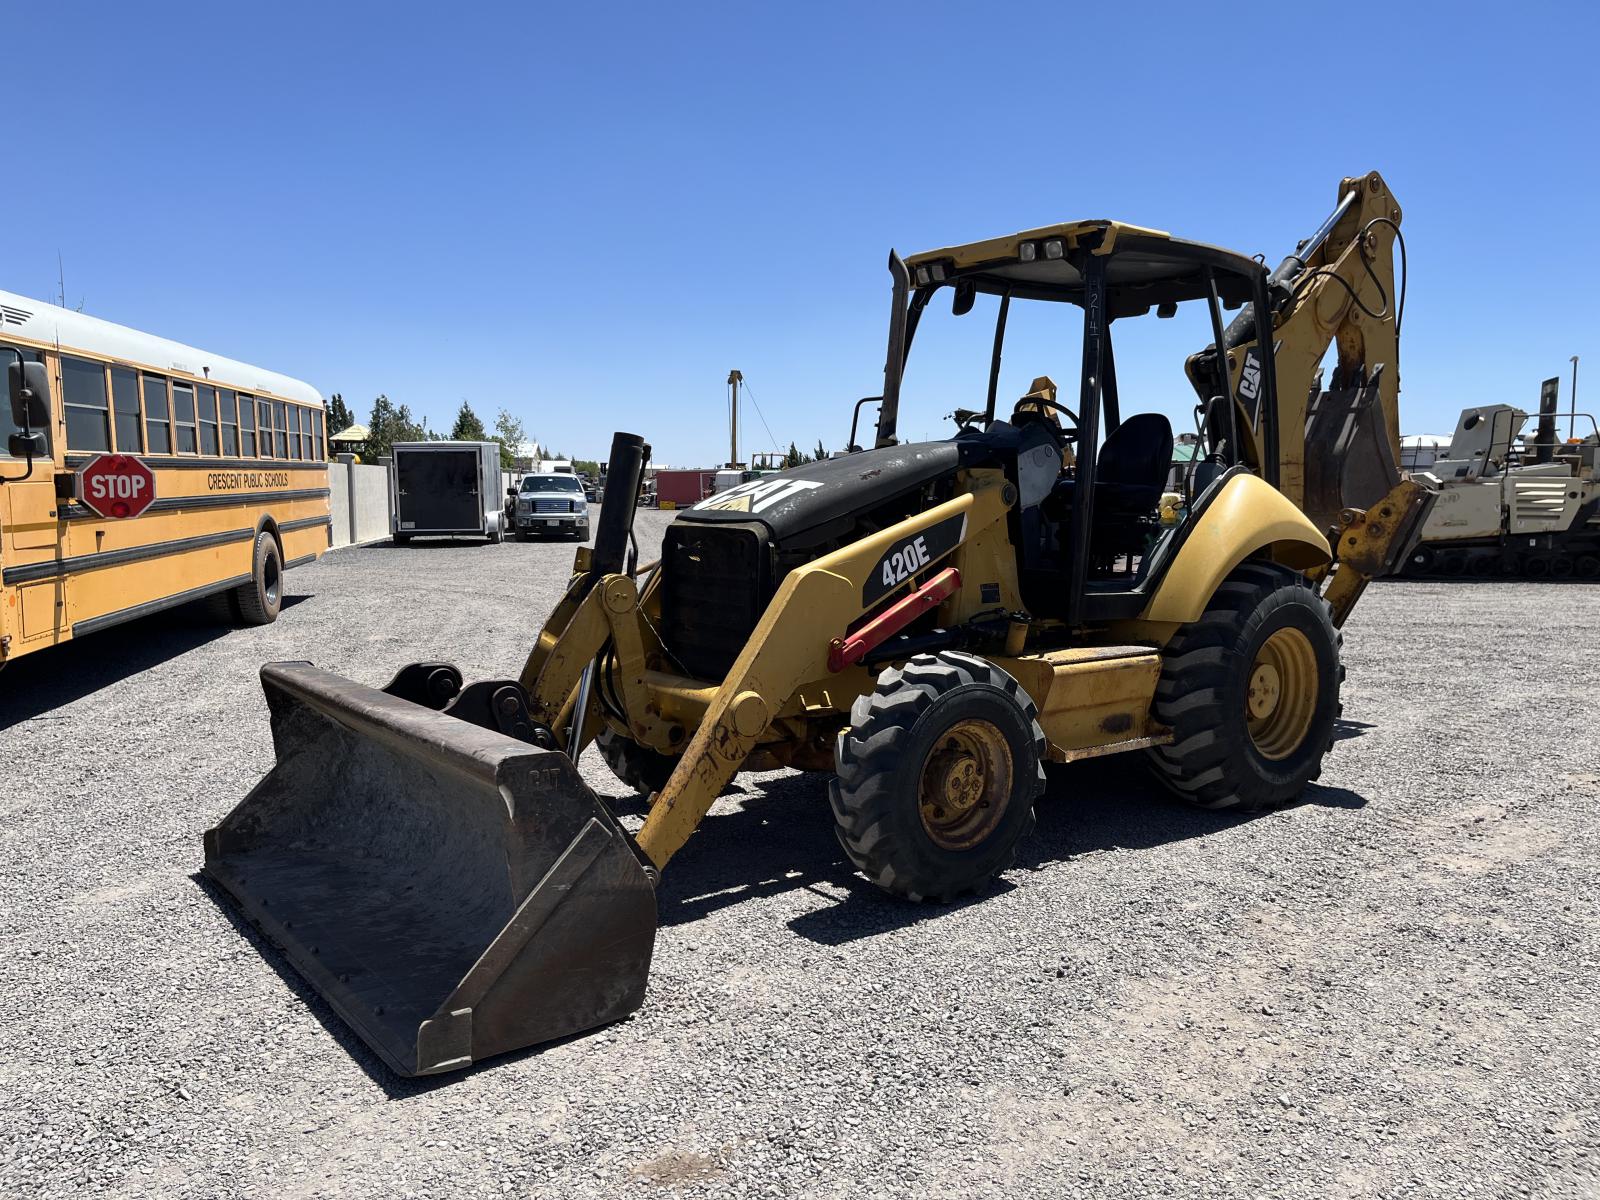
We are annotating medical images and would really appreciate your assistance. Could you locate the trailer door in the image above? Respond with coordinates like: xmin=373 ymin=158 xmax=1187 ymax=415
xmin=396 ymin=449 xmax=482 ymax=533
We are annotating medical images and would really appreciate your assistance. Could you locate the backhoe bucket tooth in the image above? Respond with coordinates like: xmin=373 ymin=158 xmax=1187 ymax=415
xmin=202 ymin=661 xmax=656 ymax=1077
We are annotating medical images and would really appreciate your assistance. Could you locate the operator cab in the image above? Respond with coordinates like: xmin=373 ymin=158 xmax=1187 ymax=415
xmin=884 ymin=220 xmax=1280 ymax=624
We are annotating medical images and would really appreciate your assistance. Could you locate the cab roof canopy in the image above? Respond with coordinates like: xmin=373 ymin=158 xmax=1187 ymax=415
xmin=904 ymin=219 xmax=1264 ymax=320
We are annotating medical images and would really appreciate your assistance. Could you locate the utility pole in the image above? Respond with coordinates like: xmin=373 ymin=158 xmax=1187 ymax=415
xmin=1571 ymin=356 xmax=1580 ymax=440
xmin=727 ymin=369 xmax=743 ymax=468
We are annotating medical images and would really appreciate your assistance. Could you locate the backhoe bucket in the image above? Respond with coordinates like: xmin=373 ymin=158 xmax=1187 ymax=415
xmin=203 ymin=661 xmax=657 ymax=1077
xmin=1302 ymin=376 xmax=1405 ymax=535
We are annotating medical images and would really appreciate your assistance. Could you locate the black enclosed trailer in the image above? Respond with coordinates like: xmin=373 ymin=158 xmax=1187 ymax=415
xmin=391 ymin=441 xmax=506 ymax=544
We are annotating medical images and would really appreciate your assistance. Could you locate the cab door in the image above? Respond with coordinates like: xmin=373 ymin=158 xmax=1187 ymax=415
xmin=2 ymin=344 xmax=69 ymax=647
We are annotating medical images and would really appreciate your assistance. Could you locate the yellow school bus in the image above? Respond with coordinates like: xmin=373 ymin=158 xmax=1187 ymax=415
xmin=0 ymin=288 xmax=331 ymax=666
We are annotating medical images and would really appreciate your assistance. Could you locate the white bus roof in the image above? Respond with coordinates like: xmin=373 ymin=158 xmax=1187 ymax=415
xmin=0 ymin=287 xmax=323 ymax=407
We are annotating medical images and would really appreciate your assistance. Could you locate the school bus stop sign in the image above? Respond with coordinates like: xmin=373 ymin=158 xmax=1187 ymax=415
xmin=77 ymin=454 xmax=156 ymax=519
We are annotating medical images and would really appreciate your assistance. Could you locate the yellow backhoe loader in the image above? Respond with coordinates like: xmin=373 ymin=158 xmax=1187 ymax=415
xmin=205 ymin=171 xmax=1432 ymax=1076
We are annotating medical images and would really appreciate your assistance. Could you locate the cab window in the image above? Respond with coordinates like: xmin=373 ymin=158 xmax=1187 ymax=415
xmin=0 ymin=345 xmax=43 ymax=453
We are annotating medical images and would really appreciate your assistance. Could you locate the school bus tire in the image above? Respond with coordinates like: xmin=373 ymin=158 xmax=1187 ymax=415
xmin=202 ymin=590 xmax=242 ymax=624
xmin=235 ymin=531 xmax=284 ymax=625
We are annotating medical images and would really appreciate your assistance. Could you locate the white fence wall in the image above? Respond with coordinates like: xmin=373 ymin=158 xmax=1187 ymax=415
xmin=327 ymin=456 xmax=395 ymax=549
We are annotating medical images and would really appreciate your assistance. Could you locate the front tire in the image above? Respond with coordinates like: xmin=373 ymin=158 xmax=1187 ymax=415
xmin=596 ymin=728 xmax=678 ymax=795
xmin=1146 ymin=561 xmax=1341 ymax=811
xmin=830 ymin=652 xmax=1045 ymax=902
xmin=234 ymin=531 xmax=283 ymax=626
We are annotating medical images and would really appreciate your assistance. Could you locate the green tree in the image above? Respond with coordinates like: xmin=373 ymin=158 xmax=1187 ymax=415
xmin=493 ymin=408 xmax=528 ymax=470
xmin=813 ymin=438 xmax=829 ymax=463
xmin=572 ymin=459 xmax=601 ymax=478
xmin=325 ymin=392 xmax=355 ymax=436
xmin=450 ymin=400 xmax=487 ymax=441
xmin=783 ymin=441 xmax=804 ymax=469
xmin=364 ymin=394 xmax=427 ymax=461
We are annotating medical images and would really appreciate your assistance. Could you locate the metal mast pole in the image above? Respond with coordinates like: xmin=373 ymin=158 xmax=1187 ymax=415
xmin=727 ymin=369 xmax=742 ymax=467
xmin=1572 ymin=356 xmax=1580 ymax=441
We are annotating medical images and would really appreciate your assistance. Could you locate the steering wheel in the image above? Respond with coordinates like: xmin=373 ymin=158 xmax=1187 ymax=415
xmin=1011 ymin=396 xmax=1079 ymax=448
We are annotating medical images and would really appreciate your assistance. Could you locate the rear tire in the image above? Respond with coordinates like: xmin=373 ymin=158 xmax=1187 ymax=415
xmin=830 ymin=651 xmax=1045 ymax=902
xmin=234 ymin=531 xmax=283 ymax=625
xmin=596 ymin=728 xmax=678 ymax=795
xmin=1145 ymin=561 xmax=1341 ymax=812
xmin=202 ymin=590 xmax=240 ymax=624
xmin=393 ymin=533 xmax=411 ymax=546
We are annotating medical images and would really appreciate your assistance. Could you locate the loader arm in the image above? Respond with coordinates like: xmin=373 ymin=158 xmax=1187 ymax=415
xmin=629 ymin=472 xmax=1013 ymax=870
xmin=1187 ymin=170 xmax=1433 ymax=624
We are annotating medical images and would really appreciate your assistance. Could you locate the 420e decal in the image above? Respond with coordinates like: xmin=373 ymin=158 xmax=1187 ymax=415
xmin=862 ymin=512 xmax=966 ymax=606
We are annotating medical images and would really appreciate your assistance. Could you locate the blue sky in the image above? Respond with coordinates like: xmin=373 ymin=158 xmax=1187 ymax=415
xmin=11 ymin=2 xmax=1597 ymax=466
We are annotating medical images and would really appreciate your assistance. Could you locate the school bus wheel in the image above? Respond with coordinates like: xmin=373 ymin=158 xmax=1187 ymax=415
xmin=235 ymin=531 xmax=284 ymax=625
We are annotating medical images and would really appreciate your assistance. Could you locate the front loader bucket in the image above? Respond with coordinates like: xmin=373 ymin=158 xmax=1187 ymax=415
xmin=203 ymin=661 xmax=657 ymax=1077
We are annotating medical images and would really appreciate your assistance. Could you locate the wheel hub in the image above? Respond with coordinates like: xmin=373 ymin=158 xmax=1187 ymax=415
xmin=918 ymin=720 xmax=1013 ymax=850
xmin=1247 ymin=662 xmax=1282 ymax=720
xmin=1244 ymin=627 xmax=1318 ymax=761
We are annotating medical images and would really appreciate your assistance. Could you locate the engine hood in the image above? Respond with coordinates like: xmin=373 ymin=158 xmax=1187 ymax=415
xmin=674 ymin=441 xmax=961 ymax=542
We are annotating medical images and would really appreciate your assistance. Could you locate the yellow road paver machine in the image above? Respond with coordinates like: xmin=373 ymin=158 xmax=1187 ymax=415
xmin=205 ymin=171 xmax=1431 ymax=1075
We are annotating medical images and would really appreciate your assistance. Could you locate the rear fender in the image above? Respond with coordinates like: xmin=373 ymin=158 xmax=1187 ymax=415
xmin=1139 ymin=473 xmax=1329 ymax=626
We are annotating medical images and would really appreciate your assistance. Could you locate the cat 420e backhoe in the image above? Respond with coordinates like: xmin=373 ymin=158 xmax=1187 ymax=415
xmin=205 ymin=171 xmax=1431 ymax=1076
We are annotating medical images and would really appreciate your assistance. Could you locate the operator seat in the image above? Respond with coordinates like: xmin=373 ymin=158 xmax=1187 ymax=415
xmin=1044 ymin=411 xmax=1174 ymax=565
xmin=1095 ymin=413 xmax=1174 ymax=519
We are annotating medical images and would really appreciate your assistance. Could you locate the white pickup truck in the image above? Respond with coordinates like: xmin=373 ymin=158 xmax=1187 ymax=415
xmin=510 ymin=471 xmax=590 ymax=541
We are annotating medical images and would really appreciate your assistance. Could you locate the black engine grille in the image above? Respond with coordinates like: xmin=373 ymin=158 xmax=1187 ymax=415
xmin=659 ymin=521 xmax=771 ymax=681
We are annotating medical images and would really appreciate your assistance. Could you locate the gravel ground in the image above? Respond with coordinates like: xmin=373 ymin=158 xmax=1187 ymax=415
xmin=2 ymin=510 xmax=1597 ymax=1199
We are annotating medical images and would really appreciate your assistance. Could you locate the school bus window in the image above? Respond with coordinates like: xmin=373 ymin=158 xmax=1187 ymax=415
xmin=256 ymin=399 xmax=274 ymax=457
xmin=293 ymin=405 xmax=307 ymax=460
xmin=239 ymin=395 xmax=257 ymax=456
xmin=314 ymin=410 xmax=325 ymax=461
xmin=284 ymin=404 xmax=297 ymax=460
xmin=143 ymin=375 xmax=172 ymax=454
xmin=0 ymin=345 xmax=43 ymax=451
xmin=198 ymin=385 xmax=220 ymax=455
xmin=111 ymin=366 xmax=142 ymax=454
xmin=62 ymin=356 xmax=112 ymax=452
xmin=220 ymin=389 xmax=238 ymax=455
xmin=275 ymin=400 xmax=289 ymax=458
xmin=303 ymin=408 xmax=315 ymax=460
xmin=172 ymin=381 xmax=199 ymax=454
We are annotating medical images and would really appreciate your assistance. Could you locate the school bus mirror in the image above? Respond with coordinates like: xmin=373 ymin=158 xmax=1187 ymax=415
xmin=9 ymin=360 xmax=52 ymax=434
xmin=9 ymin=431 xmax=47 ymax=458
